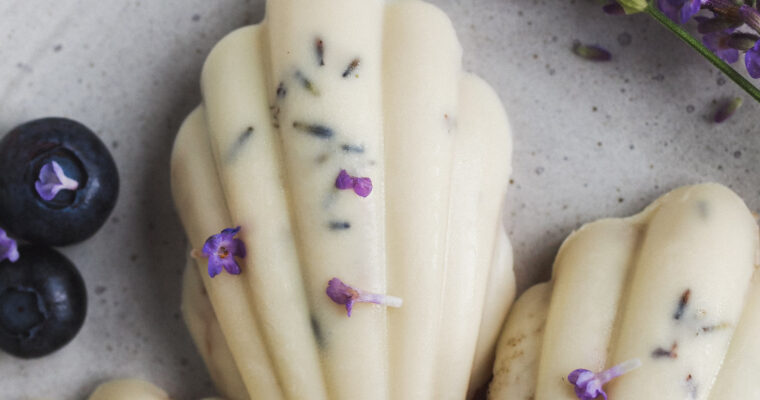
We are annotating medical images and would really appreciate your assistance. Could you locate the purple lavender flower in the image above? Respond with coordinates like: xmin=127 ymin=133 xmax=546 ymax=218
xmin=568 ymin=359 xmax=641 ymax=400
xmin=658 ymin=0 xmax=703 ymax=24
xmin=326 ymin=278 xmax=402 ymax=317
xmin=201 ymin=226 xmax=246 ymax=278
xmin=702 ymin=28 xmax=740 ymax=63
xmin=35 ymin=161 xmax=79 ymax=201
xmin=335 ymin=169 xmax=373 ymax=197
xmin=746 ymin=40 xmax=760 ymax=78
xmin=0 ymin=229 xmax=19 ymax=263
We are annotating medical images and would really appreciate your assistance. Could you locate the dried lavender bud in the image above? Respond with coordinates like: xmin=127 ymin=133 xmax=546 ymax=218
xmin=652 ymin=342 xmax=679 ymax=358
xmin=714 ymin=97 xmax=743 ymax=122
xmin=572 ymin=41 xmax=612 ymax=61
xmin=292 ymin=121 xmax=334 ymax=139
xmin=673 ymin=289 xmax=691 ymax=320
xmin=341 ymin=144 xmax=365 ymax=153
xmin=316 ymin=38 xmax=325 ymax=66
xmin=227 ymin=126 xmax=254 ymax=160
xmin=276 ymin=82 xmax=287 ymax=99
xmin=295 ymin=71 xmax=320 ymax=96
xmin=270 ymin=106 xmax=281 ymax=128
xmin=342 ymin=58 xmax=360 ymax=78
xmin=329 ymin=221 xmax=351 ymax=230
xmin=701 ymin=322 xmax=730 ymax=332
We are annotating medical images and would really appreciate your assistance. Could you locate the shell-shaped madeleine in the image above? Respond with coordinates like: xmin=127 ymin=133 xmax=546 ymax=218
xmin=170 ymin=0 xmax=515 ymax=399
xmin=490 ymin=183 xmax=760 ymax=400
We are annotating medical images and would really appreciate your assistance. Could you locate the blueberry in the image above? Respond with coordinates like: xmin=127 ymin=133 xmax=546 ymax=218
xmin=0 ymin=245 xmax=87 ymax=358
xmin=0 ymin=118 xmax=119 ymax=246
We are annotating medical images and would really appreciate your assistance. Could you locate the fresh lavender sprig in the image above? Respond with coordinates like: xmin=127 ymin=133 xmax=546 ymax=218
xmin=607 ymin=0 xmax=760 ymax=103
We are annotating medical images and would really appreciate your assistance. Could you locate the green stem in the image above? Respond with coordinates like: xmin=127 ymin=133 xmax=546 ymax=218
xmin=645 ymin=4 xmax=760 ymax=103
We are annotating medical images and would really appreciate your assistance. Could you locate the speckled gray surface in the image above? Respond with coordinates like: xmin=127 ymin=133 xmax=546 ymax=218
xmin=1 ymin=0 xmax=758 ymax=399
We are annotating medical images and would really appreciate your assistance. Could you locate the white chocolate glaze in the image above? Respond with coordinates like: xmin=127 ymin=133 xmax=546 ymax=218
xmin=169 ymin=0 xmax=514 ymax=399
xmin=490 ymin=183 xmax=760 ymax=400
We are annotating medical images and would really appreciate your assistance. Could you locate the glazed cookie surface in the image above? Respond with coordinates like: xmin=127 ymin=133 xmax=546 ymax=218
xmin=170 ymin=0 xmax=515 ymax=399
xmin=490 ymin=183 xmax=760 ymax=399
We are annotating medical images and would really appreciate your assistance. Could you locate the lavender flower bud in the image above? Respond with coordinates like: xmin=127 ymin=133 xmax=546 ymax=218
xmin=616 ymin=0 xmax=648 ymax=13
xmin=727 ymin=32 xmax=760 ymax=50
xmin=741 ymin=5 xmax=760 ymax=33
xmin=714 ymin=97 xmax=743 ymax=123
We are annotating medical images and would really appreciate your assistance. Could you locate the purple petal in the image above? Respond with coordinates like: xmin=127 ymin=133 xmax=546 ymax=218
xmin=658 ymin=0 xmax=682 ymax=22
xmin=219 ymin=257 xmax=242 ymax=275
xmin=659 ymin=0 xmax=701 ymax=24
xmin=746 ymin=42 xmax=760 ymax=78
xmin=718 ymin=47 xmax=739 ymax=63
xmin=207 ymin=258 xmax=223 ymax=278
xmin=0 ymin=229 xmax=19 ymax=263
xmin=568 ymin=369 xmax=605 ymax=400
xmin=703 ymin=30 xmax=740 ymax=63
xmin=227 ymin=238 xmax=247 ymax=258
xmin=353 ymin=177 xmax=373 ymax=197
xmin=326 ymin=278 xmax=356 ymax=305
xmin=220 ymin=226 xmax=241 ymax=239
xmin=326 ymin=278 xmax=361 ymax=317
xmin=680 ymin=0 xmax=702 ymax=23
xmin=35 ymin=161 xmax=79 ymax=201
xmin=567 ymin=360 xmax=641 ymax=399
xmin=335 ymin=170 xmax=355 ymax=190
xmin=201 ymin=226 xmax=247 ymax=277
xmin=568 ymin=369 xmax=589 ymax=384
xmin=326 ymin=278 xmax=403 ymax=316
xmin=202 ymin=234 xmax=224 ymax=258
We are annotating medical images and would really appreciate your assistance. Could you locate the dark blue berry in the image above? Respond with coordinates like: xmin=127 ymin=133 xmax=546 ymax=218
xmin=0 ymin=118 xmax=119 ymax=246
xmin=0 ymin=245 xmax=87 ymax=358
